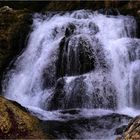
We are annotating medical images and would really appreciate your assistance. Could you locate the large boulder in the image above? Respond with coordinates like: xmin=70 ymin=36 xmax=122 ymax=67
xmin=48 ymin=76 xmax=87 ymax=110
xmin=0 ymin=96 xmax=49 ymax=139
xmin=48 ymin=72 xmax=117 ymax=111
xmin=56 ymin=35 xmax=106 ymax=78
xmin=56 ymin=36 xmax=94 ymax=77
xmin=41 ymin=112 xmax=132 ymax=139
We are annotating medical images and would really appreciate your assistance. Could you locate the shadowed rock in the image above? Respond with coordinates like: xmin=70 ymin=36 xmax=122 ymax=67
xmin=56 ymin=35 xmax=106 ymax=78
xmin=40 ymin=112 xmax=132 ymax=139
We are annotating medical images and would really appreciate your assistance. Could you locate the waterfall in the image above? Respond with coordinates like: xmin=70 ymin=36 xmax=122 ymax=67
xmin=2 ymin=10 xmax=140 ymax=139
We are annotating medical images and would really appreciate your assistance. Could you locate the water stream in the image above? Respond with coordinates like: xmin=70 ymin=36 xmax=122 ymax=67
xmin=2 ymin=10 xmax=140 ymax=139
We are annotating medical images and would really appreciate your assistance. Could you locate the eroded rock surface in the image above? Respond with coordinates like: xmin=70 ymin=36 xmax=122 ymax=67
xmin=0 ymin=7 xmax=32 ymax=91
xmin=41 ymin=112 xmax=132 ymax=139
xmin=0 ymin=96 xmax=49 ymax=139
xmin=118 ymin=115 xmax=140 ymax=140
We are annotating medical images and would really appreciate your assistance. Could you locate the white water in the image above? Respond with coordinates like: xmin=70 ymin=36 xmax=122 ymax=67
xmin=2 ymin=10 xmax=140 ymax=139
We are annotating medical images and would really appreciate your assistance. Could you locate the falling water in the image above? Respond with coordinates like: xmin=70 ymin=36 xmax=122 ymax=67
xmin=2 ymin=10 xmax=140 ymax=139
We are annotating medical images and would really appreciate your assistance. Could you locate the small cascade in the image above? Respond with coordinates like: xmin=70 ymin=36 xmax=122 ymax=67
xmin=2 ymin=10 xmax=140 ymax=139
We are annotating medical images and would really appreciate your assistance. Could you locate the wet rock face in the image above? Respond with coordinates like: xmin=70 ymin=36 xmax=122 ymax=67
xmin=91 ymin=78 xmax=117 ymax=110
xmin=42 ymin=63 xmax=56 ymax=88
xmin=88 ymin=22 xmax=99 ymax=34
xmin=128 ymin=40 xmax=140 ymax=62
xmin=56 ymin=33 xmax=106 ymax=79
xmin=48 ymin=73 xmax=117 ymax=111
xmin=41 ymin=113 xmax=132 ymax=139
xmin=1 ymin=1 xmax=140 ymax=17
xmin=65 ymin=23 xmax=76 ymax=37
xmin=56 ymin=22 xmax=100 ymax=78
xmin=132 ymin=72 xmax=140 ymax=109
xmin=47 ymin=78 xmax=66 ymax=110
xmin=48 ymin=76 xmax=87 ymax=110
xmin=135 ymin=17 xmax=140 ymax=38
xmin=0 ymin=8 xmax=32 ymax=91
xmin=0 ymin=96 xmax=47 ymax=139
xmin=115 ymin=125 xmax=127 ymax=135
xmin=42 ymin=51 xmax=58 ymax=88
xmin=56 ymin=36 xmax=96 ymax=78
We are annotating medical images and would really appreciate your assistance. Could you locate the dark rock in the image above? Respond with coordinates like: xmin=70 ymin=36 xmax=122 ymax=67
xmin=40 ymin=113 xmax=132 ymax=139
xmin=60 ymin=109 xmax=81 ymax=115
xmin=0 ymin=2 xmax=49 ymax=12
xmin=119 ymin=1 xmax=140 ymax=16
xmin=135 ymin=17 xmax=140 ymax=38
xmin=118 ymin=115 xmax=140 ymax=140
xmin=132 ymin=70 xmax=140 ymax=109
xmin=42 ymin=65 xmax=56 ymax=88
xmin=0 ymin=9 xmax=33 ymax=92
xmin=128 ymin=40 xmax=140 ymax=62
xmin=56 ymin=35 xmax=106 ymax=78
xmin=1 ymin=1 xmax=140 ymax=17
xmin=48 ymin=76 xmax=88 ymax=110
xmin=48 ymin=73 xmax=117 ymax=110
xmin=42 ymin=51 xmax=58 ymax=88
xmin=65 ymin=23 xmax=76 ymax=37
xmin=115 ymin=125 xmax=127 ymax=135
xmin=88 ymin=22 xmax=99 ymax=35
xmin=47 ymin=77 xmax=66 ymax=110
xmin=98 ymin=8 xmax=119 ymax=15
xmin=91 ymin=79 xmax=117 ymax=110
xmin=62 ymin=76 xmax=87 ymax=109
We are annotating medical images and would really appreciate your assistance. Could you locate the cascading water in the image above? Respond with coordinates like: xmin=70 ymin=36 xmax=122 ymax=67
xmin=2 ymin=10 xmax=140 ymax=139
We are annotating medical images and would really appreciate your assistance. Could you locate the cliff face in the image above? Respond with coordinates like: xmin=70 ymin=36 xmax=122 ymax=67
xmin=43 ymin=1 xmax=140 ymax=16
xmin=0 ymin=6 xmax=32 ymax=91
xmin=0 ymin=1 xmax=140 ymax=16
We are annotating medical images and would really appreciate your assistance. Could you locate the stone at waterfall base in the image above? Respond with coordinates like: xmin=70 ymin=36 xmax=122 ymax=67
xmin=0 ymin=96 xmax=49 ymax=139
xmin=117 ymin=115 xmax=140 ymax=140
xmin=41 ymin=112 xmax=132 ymax=139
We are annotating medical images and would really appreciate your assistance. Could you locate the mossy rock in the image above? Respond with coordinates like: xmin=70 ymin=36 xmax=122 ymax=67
xmin=0 ymin=96 xmax=49 ymax=139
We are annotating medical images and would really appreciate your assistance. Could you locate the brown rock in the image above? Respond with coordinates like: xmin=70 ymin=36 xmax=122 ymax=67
xmin=0 ymin=96 xmax=49 ymax=139
xmin=117 ymin=115 xmax=140 ymax=140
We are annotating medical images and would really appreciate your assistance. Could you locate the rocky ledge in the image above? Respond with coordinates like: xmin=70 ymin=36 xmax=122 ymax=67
xmin=0 ymin=96 xmax=50 ymax=139
xmin=0 ymin=6 xmax=32 ymax=91
xmin=117 ymin=115 xmax=140 ymax=140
